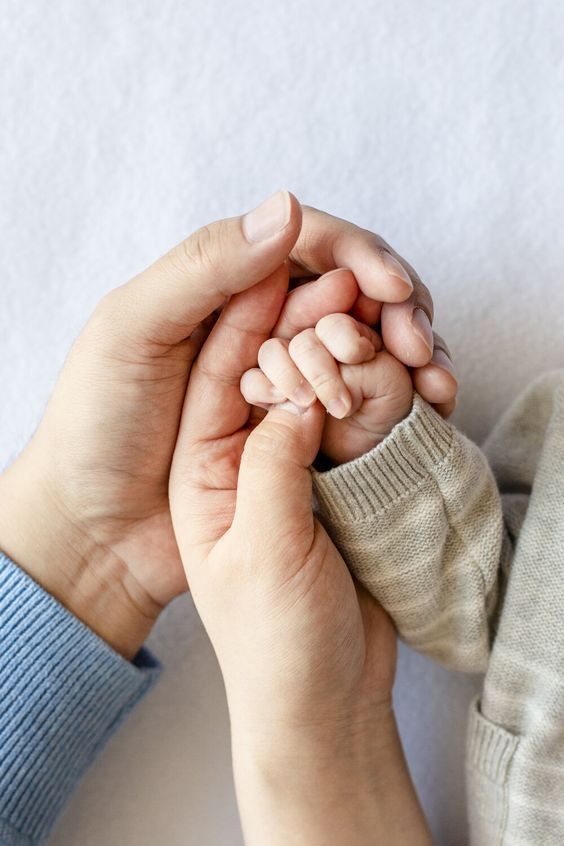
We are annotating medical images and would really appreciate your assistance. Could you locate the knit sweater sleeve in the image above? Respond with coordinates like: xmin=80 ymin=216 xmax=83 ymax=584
xmin=465 ymin=371 xmax=564 ymax=845
xmin=312 ymin=393 xmax=510 ymax=673
xmin=0 ymin=551 xmax=161 ymax=846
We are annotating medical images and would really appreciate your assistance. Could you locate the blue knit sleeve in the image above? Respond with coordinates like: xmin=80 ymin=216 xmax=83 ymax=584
xmin=0 ymin=551 xmax=161 ymax=846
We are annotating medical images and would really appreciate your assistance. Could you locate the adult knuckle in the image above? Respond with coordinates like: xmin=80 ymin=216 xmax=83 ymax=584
xmin=89 ymin=287 xmax=124 ymax=334
xmin=245 ymin=420 xmax=295 ymax=460
xmin=176 ymin=223 xmax=221 ymax=276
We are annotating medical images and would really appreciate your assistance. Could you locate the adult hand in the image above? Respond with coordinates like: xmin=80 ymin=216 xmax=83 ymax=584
xmin=0 ymin=191 xmax=305 ymax=656
xmin=0 ymin=192 xmax=452 ymax=662
xmin=275 ymin=206 xmax=458 ymax=417
xmin=169 ymin=273 xmax=433 ymax=845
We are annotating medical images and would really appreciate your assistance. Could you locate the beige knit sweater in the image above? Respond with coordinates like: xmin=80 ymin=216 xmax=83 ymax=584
xmin=312 ymin=370 xmax=564 ymax=846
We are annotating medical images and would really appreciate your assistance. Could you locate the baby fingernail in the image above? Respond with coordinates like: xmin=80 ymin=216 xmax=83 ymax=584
xmin=242 ymin=190 xmax=291 ymax=243
xmin=269 ymin=387 xmax=287 ymax=402
xmin=432 ymin=349 xmax=457 ymax=380
xmin=327 ymin=398 xmax=349 ymax=419
xmin=411 ymin=308 xmax=434 ymax=354
xmin=381 ymin=252 xmax=413 ymax=289
xmin=276 ymin=400 xmax=306 ymax=416
xmin=292 ymin=382 xmax=316 ymax=406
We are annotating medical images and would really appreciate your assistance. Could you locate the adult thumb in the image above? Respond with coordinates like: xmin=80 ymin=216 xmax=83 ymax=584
xmin=232 ymin=401 xmax=325 ymax=552
xmin=100 ymin=190 xmax=302 ymax=346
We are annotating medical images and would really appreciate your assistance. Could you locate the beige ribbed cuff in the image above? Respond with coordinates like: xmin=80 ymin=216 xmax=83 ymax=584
xmin=312 ymin=393 xmax=454 ymax=521
xmin=466 ymin=695 xmax=519 ymax=781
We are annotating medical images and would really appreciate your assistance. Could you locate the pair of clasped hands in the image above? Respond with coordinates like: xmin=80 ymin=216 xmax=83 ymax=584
xmin=0 ymin=191 xmax=457 ymax=844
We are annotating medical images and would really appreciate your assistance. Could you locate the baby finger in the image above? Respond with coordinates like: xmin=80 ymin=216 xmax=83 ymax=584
xmin=240 ymin=368 xmax=288 ymax=409
xmin=258 ymin=338 xmax=317 ymax=407
xmin=315 ymin=313 xmax=381 ymax=364
xmin=288 ymin=328 xmax=352 ymax=418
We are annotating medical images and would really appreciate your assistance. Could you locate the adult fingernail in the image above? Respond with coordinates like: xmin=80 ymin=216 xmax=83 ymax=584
xmin=242 ymin=190 xmax=291 ymax=243
xmin=432 ymin=349 xmax=457 ymax=381
xmin=411 ymin=308 xmax=434 ymax=354
xmin=381 ymin=252 xmax=413 ymax=289
xmin=292 ymin=382 xmax=317 ymax=406
xmin=327 ymin=398 xmax=349 ymax=419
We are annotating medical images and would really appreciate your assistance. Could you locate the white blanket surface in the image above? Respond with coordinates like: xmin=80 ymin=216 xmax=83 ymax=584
xmin=1 ymin=2 xmax=563 ymax=843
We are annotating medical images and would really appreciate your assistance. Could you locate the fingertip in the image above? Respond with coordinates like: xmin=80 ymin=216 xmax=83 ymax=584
xmin=410 ymin=309 xmax=434 ymax=356
xmin=275 ymin=400 xmax=309 ymax=416
xmin=241 ymin=189 xmax=302 ymax=245
xmin=430 ymin=349 xmax=457 ymax=383
xmin=291 ymin=382 xmax=318 ymax=407
xmin=413 ymin=361 xmax=458 ymax=405
xmin=358 ymin=274 xmax=414 ymax=304
xmin=380 ymin=251 xmax=413 ymax=285
xmin=286 ymin=189 xmax=303 ymax=233
xmin=240 ymin=368 xmax=288 ymax=406
xmin=433 ymin=397 xmax=457 ymax=418
xmin=356 ymin=252 xmax=414 ymax=303
xmin=381 ymin=303 xmax=435 ymax=368
xmin=357 ymin=335 xmax=378 ymax=362
xmin=327 ymin=391 xmax=352 ymax=419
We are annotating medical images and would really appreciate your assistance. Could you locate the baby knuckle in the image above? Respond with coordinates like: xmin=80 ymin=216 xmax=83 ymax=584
xmin=258 ymin=336 xmax=286 ymax=363
xmin=288 ymin=328 xmax=319 ymax=357
xmin=310 ymin=371 xmax=339 ymax=391
xmin=317 ymin=313 xmax=346 ymax=334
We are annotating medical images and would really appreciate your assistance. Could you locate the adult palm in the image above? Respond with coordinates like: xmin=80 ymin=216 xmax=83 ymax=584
xmin=169 ymin=266 xmax=397 ymax=734
xmin=0 ymin=193 xmax=450 ymax=659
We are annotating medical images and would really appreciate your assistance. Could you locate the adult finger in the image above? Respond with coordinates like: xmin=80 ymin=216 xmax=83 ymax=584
xmin=350 ymin=292 xmax=383 ymax=326
xmin=176 ymin=265 xmax=290 ymax=451
xmin=287 ymin=206 xmax=414 ymax=302
xmin=101 ymin=190 xmax=302 ymax=347
xmin=412 ymin=333 xmax=458 ymax=405
xmin=170 ymin=266 xmax=291 ymax=558
xmin=380 ymin=281 xmax=435 ymax=367
xmin=273 ymin=268 xmax=358 ymax=339
xmin=433 ymin=398 xmax=457 ymax=419
xmin=233 ymin=402 xmax=325 ymax=553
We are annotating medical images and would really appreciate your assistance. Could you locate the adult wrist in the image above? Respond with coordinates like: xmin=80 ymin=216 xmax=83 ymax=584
xmin=0 ymin=449 xmax=158 ymax=659
xmin=230 ymin=705 xmax=433 ymax=845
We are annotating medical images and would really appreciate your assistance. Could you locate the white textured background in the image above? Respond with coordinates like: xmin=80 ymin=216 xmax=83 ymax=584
xmin=1 ymin=2 xmax=563 ymax=844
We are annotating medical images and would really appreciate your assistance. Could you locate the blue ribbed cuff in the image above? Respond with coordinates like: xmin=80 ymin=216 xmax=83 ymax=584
xmin=0 ymin=552 xmax=161 ymax=845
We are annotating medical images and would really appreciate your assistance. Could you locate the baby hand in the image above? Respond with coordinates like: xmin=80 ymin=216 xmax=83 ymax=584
xmin=240 ymin=313 xmax=414 ymax=465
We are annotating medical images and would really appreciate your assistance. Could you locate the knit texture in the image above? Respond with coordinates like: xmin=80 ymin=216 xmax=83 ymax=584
xmin=471 ymin=371 xmax=564 ymax=845
xmin=313 ymin=392 xmax=507 ymax=673
xmin=313 ymin=373 xmax=564 ymax=844
xmin=0 ymin=552 xmax=161 ymax=846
